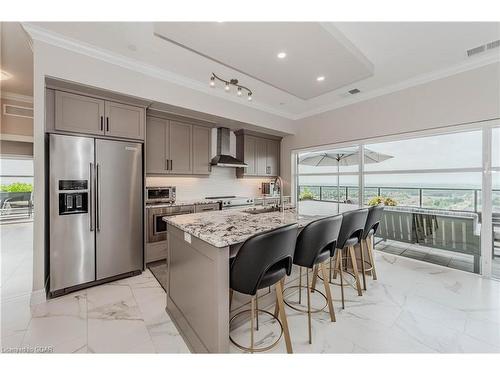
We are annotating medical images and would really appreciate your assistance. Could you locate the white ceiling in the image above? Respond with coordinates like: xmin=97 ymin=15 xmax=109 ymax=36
xmin=154 ymin=22 xmax=373 ymax=100
xmin=15 ymin=22 xmax=500 ymax=118
xmin=0 ymin=22 xmax=33 ymax=97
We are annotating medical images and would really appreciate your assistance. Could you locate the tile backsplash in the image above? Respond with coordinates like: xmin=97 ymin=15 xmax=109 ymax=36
xmin=146 ymin=167 xmax=272 ymax=200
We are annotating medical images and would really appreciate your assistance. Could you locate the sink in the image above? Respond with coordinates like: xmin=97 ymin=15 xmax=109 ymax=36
xmin=244 ymin=206 xmax=281 ymax=214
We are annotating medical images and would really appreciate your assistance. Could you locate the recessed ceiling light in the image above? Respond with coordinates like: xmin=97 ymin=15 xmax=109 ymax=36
xmin=316 ymin=76 xmax=325 ymax=82
xmin=0 ymin=70 xmax=13 ymax=81
xmin=277 ymin=52 xmax=287 ymax=59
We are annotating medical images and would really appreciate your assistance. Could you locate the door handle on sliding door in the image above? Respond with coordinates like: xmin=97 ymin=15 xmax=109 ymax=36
xmin=89 ymin=162 xmax=94 ymax=231
xmin=96 ymin=163 xmax=101 ymax=231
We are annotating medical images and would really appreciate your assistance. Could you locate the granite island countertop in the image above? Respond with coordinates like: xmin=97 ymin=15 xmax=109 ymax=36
xmin=164 ymin=205 xmax=360 ymax=248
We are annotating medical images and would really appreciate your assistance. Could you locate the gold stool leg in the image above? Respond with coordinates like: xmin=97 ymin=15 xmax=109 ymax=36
xmin=320 ymin=262 xmax=336 ymax=322
xmin=310 ymin=265 xmax=318 ymax=292
xmin=348 ymin=246 xmax=363 ymax=296
xmin=359 ymin=241 xmax=367 ymax=291
xmin=338 ymin=249 xmax=345 ymax=309
xmin=329 ymin=256 xmax=333 ymax=282
xmin=298 ymin=267 xmax=302 ymax=304
xmin=275 ymin=279 xmax=293 ymax=353
xmin=250 ymin=296 xmax=255 ymax=353
xmin=255 ymin=293 xmax=259 ymax=331
xmin=306 ymin=269 xmax=312 ymax=344
xmin=367 ymin=236 xmax=378 ymax=280
xmin=333 ymin=250 xmax=340 ymax=279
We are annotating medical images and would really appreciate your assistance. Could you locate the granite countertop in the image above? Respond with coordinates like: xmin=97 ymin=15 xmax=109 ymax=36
xmin=146 ymin=199 xmax=220 ymax=208
xmin=164 ymin=205 xmax=359 ymax=248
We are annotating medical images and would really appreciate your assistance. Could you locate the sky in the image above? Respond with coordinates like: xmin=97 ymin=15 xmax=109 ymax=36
xmin=299 ymin=129 xmax=500 ymax=189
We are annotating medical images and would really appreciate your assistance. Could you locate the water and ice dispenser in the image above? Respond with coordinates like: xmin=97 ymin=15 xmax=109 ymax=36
xmin=58 ymin=180 xmax=88 ymax=215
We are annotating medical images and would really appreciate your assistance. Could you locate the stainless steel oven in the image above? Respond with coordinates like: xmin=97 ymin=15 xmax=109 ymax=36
xmin=146 ymin=204 xmax=194 ymax=243
xmin=146 ymin=186 xmax=176 ymax=204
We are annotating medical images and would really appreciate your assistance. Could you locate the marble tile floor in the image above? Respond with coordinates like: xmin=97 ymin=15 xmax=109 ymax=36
xmin=2 ymin=220 xmax=500 ymax=353
xmin=1 ymin=270 xmax=190 ymax=353
xmin=229 ymin=252 xmax=500 ymax=353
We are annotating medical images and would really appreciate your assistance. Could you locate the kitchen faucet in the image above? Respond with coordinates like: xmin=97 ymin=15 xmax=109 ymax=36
xmin=273 ymin=176 xmax=285 ymax=212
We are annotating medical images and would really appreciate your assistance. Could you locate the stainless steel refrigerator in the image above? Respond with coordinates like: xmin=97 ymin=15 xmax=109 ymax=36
xmin=49 ymin=134 xmax=143 ymax=295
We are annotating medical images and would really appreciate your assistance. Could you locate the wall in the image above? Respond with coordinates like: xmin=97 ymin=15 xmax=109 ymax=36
xmin=1 ymin=98 xmax=33 ymax=136
xmin=147 ymin=168 xmax=270 ymax=200
xmin=281 ymin=62 xmax=500 ymax=194
xmin=0 ymin=97 xmax=33 ymax=156
xmin=30 ymin=39 xmax=294 ymax=293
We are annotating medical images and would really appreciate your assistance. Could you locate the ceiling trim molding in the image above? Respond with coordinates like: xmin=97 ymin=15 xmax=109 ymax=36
xmin=21 ymin=23 xmax=295 ymax=120
xmin=21 ymin=23 xmax=500 ymax=122
xmin=294 ymin=53 xmax=500 ymax=120
xmin=0 ymin=92 xmax=34 ymax=104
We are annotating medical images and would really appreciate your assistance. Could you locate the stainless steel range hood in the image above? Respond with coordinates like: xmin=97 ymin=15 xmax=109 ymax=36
xmin=210 ymin=127 xmax=247 ymax=168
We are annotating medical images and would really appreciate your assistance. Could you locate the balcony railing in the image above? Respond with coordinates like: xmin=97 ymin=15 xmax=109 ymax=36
xmin=298 ymin=185 xmax=500 ymax=214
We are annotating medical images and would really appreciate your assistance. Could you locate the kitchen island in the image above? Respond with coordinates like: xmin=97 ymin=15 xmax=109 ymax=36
xmin=163 ymin=204 xmax=360 ymax=353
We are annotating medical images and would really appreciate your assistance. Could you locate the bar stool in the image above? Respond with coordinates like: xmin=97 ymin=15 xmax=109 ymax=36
xmin=229 ymin=223 xmax=298 ymax=353
xmin=314 ymin=209 xmax=368 ymax=309
xmin=358 ymin=205 xmax=384 ymax=290
xmin=283 ymin=215 xmax=342 ymax=344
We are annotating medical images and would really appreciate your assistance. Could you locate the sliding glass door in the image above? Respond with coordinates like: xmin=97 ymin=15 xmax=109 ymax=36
xmin=294 ymin=121 xmax=499 ymax=277
xmin=491 ymin=127 xmax=500 ymax=278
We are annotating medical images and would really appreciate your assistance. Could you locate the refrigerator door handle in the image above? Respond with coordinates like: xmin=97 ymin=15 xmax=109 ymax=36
xmin=89 ymin=162 xmax=94 ymax=231
xmin=96 ymin=163 xmax=101 ymax=231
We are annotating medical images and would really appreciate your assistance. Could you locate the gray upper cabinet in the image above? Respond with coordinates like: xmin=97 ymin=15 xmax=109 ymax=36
xmin=192 ymin=125 xmax=211 ymax=174
xmin=55 ymin=91 xmax=105 ymax=135
xmin=104 ymin=101 xmax=145 ymax=140
xmin=54 ymin=91 xmax=145 ymax=140
xmin=146 ymin=117 xmax=168 ymax=174
xmin=266 ymin=139 xmax=280 ymax=176
xmin=242 ymin=136 xmax=256 ymax=175
xmin=168 ymin=121 xmax=192 ymax=174
xmin=236 ymin=131 xmax=281 ymax=177
xmin=145 ymin=116 xmax=211 ymax=176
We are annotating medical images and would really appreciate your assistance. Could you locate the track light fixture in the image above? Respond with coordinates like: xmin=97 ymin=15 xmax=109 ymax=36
xmin=209 ymin=72 xmax=252 ymax=101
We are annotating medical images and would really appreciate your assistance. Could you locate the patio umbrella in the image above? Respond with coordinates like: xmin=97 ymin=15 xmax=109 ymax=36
xmin=299 ymin=148 xmax=393 ymax=208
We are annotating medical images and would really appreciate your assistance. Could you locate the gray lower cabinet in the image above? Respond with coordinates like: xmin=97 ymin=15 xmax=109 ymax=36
xmin=146 ymin=116 xmax=211 ymax=175
xmin=54 ymin=90 xmax=145 ymax=140
xmin=236 ymin=131 xmax=281 ymax=177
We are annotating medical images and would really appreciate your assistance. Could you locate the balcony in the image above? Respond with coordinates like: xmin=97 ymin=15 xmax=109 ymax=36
xmin=298 ymin=185 xmax=500 ymax=275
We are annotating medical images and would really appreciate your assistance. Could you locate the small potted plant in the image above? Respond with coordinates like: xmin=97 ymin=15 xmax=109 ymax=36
xmin=368 ymin=196 xmax=397 ymax=206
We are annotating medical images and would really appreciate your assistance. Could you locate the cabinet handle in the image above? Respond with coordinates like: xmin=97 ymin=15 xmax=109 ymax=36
xmin=106 ymin=117 xmax=109 ymax=132
xmin=100 ymin=116 xmax=103 ymax=131
xmin=169 ymin=160 xmax=173 ymax=171
xmin=166 ymin=159 xmax=169 ymax=171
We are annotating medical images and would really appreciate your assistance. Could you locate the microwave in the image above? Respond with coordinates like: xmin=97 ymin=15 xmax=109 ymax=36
xmin=146 ymin=186 xmax=176 ymax=204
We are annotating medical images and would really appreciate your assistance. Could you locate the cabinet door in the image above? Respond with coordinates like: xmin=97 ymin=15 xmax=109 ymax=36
xmin=255 ymin=137 xmax=268 ymax=175
xmin=146 ymin=117 xmax=168 ymax=174
xmin=243 ymin=136 xmax=257 ymax=175
xmin=55 ymin=91 xmax=104 ymax=135
xmin=168 ymin=121 xmax=192 ymax=174
xmin=266 ymin=139 xmax=280 ymax=176
xmin=192 ymin=125 xmax=211 ymax=174
xmin=105 ymin=101 xmax=145 ymax=140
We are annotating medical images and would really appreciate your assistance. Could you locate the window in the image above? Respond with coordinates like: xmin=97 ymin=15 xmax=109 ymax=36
xmin=293 ymin=123 xmax=500 ymax=277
